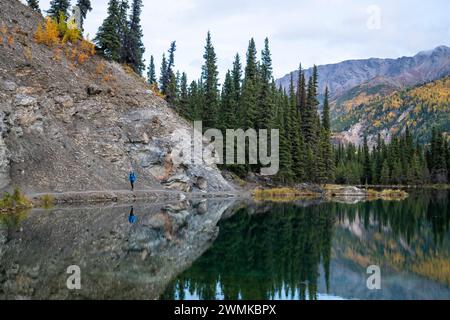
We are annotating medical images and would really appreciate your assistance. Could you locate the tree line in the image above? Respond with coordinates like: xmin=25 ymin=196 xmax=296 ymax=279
xmin=27 ymin=1 xmax=92 ymax=31
xmin=152 ymin=34 xmax=335 ymax=184
xmin=335 ymin=127 xmax=450 ymax=185
xmin=26 ymin=0 xmax=449 ymax=186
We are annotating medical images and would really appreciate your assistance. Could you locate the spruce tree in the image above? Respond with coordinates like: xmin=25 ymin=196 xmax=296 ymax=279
xmin=321 ymin=87 xmax=335 ymax=182
xmin=276 ymin=92 xmax=294 ymax=183
xmin=201 ymin=32 xmax=219 ymax=130
xmin=240 ymin=38 xmax=259 ymax=129
xmin=258 ymin=38 xmax=274 ymax=130
xmin=288 ymin=74 xmax=304 ymax=181
xmin=123 ymin=0 xmax=145 ymax=74
xmin=26 ymin=0 xmax=41 ymax=12
xmin=118 ymin=0 xmax=129 ymax=62
xmin=166 ymin=41 xmax=177 ymax=103
xmin=76 ymin=0 xmax=92 ymax=31
xmin=177 ymin=72 xmax=189 ymax=117
xmin=95 ymin=0 xmax=121 ymax=61
xmin=220 ymin=71 xmax=237 ymax=132
xmin=231 ymin=54 xmax=242 ymax=103
xmin=322 ymin=87 xmax=331 ymax=132
xmin=380 ymin=160 xmax=390 ymax=185
xmin=187 ymin=81 xmax=199 ymax=120
xmin=147 ymin=55 xmax=157 ymax=85
xmin=48 ymin=0 xmax=71 ymax=20
xmin=362 ymin=136 xmax=373 ymax=185
xmin=159 ymin=54 xmax=168 ymax=94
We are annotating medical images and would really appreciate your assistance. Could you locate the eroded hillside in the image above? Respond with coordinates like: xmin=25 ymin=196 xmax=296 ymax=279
xmin=0 ymin=0 xmax=233 ymax=194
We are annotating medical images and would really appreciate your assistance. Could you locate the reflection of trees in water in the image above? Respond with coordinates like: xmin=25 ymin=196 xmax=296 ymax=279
xmin=162 ymin=191 xmax=449 ymax=300
xmin=163 ymin=204 xmax=335 ymax=300
xmin=336 ymin=191 xmax=449 ymax=245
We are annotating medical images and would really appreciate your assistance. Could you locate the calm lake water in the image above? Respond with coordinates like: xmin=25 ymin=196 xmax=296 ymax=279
xmin=0 ymin=191 xmax=449 ymax=300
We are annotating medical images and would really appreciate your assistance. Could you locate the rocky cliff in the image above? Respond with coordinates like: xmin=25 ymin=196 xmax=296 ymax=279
xmin=0 ymin=0 xmax=233 ymax=194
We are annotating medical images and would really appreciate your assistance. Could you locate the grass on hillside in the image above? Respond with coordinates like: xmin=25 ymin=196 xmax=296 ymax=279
xmin=0 ymin=187 xmax=33 ymax=213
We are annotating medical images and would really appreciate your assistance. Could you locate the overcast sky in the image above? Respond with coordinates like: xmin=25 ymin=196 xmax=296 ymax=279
xmin=34 ymin=0 xmax=450 ymax=82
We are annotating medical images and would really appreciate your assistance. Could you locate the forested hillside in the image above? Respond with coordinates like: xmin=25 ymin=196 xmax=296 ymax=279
xmin=334 ymin=77 xmax=450 ymax=145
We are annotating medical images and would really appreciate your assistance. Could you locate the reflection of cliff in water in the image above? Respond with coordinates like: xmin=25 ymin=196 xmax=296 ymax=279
xmin=163 ymin=191 xmax=450 ymax=300
xmin=0 ymin=199 xmax=237 ymax=299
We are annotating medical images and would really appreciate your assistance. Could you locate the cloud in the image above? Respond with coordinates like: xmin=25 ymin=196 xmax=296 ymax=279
xmin=35 ymin=0 xmax=450 ymax=82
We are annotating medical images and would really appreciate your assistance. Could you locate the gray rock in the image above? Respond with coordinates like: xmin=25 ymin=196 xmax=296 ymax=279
xmin=194 ymin=176 xmax=208 ymax=191
xmin=14 ymin=94 xmax=36 ymax=107
xmin=140 ymin=146 xmax=164 ymax=168
xmin=1 ymin=80 xmax=17 ymax=91
xmin=86 ymin=85 xmax=102 ymax=95
xmin=54 ymin=95 xmax=74 ymax=108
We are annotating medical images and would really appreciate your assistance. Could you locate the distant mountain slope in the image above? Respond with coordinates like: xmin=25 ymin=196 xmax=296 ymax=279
xmin=276 ymin=46 xmax=450 ymax=145
xmin=333 ymin=76 xmax=450 ymax=145
xmin=276 ymin=45 xmax=450 ymax=101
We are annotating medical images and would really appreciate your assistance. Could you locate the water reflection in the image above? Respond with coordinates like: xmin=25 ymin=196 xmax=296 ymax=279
xmin=128 ymin=206 xmax=137 ymax=224
xmin=0 ymin=200 xmax=236 ymax=299
xmin=162 ymin=191 xmax=450 ymax=300
xmin=0 ymin=192 xmax=449 ymax=300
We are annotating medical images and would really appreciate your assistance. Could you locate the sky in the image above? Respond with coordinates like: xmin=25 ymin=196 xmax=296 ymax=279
xmin=33 ymin=0 xmax=450 ymax=82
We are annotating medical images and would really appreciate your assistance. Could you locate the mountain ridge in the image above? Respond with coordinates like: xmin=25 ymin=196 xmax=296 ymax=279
xmin=276 ymin=45 xmax=450 ymax=100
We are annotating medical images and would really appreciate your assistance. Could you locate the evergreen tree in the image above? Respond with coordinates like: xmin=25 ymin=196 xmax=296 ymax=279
xmin=147 ymin=55 xmax=157 ymax=85
xmin=288 ymin=74 xmax=304 ymax=180
xmin=240 ymin=38 xmax=259 ymax=129
xmin=48 ymin=0 xmax=71 ymax=20
xmin=201 ymin=32 xmax=219 ymax=130
xmin=362 ymin=136 xmax=373 ymax=185
xmin=258 ymin=38 xmax=274 ymax=129
xmin=321 ymin=87 xmax=335 ymax=182
xmin=177 ymin=72 xmax=189 ymax=117
xmin=118 ymin=0 xmax=130 ymax=61
xmin=276 ymin=92 xmax=294 ymax=182
xmin=187 ymin=80 xmax=199 ymax=120
xmin=166 ymin=41 xmax=177 ymax=103
xmin=159 ymin=54 xmax=168 ymax=94
xmin=26 ymin=0 xmax=41 ymax=12
xmin=380 ymin=160 xmax=390 ymax=185
xmin=76 ymin=0 xmax=92 ymax=31
xmin=322 ymin=87 xmax=331 ymax=132
xmin=95 ymin=0 xmax=121 ymax=61
xmin=220 ymin=70 xmax=237 ymax=132
xmin=303 ymin=68 xmax=319 ymax=144
xmin=429 ymin=127 xmax=448 ymax=183
xmin=122 ymin=0 xmax=145 ymax=74
xmin=231 ymin=53 xmax=242 ymax=103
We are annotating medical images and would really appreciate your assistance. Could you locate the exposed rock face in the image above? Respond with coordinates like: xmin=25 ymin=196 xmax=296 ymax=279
xmin=0 ymin=0 xmax=233 ymax=194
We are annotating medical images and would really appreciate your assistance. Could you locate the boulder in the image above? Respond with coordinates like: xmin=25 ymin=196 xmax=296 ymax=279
xmin=14 ymin=94 xmax=36 ymax=107
xmin=194 ymin=176 xmax=208 ymax=191
xmin=86 ymin=85 xmax=102 ymax=96
xmin=1 ymin=80 xmax=17 ymax=91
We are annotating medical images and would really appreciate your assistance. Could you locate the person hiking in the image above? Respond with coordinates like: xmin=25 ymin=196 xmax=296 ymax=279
xmin=128 ymin=206 xmax=137 ymax=224
xmin=129 ymin=169 xmax=137 ymax=191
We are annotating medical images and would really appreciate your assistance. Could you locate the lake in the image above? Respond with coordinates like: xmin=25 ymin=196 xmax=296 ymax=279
xmin=0 ymin=191 xmax=449 ymax=300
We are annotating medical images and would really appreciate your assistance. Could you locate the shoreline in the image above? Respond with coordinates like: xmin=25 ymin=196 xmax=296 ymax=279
xmin=1 ymin=183 xmax=448 ymax=213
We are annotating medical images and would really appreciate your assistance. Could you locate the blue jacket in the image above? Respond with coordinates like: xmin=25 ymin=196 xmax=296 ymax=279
xmin=128 ymin=214 xmax=137 ymax=224
xmin=129 ymin=172 xmax=137 ymax=183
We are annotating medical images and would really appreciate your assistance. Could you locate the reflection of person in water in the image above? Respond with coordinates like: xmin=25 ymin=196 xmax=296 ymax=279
xmin=128 ymin=206 xmax=137 ymax=224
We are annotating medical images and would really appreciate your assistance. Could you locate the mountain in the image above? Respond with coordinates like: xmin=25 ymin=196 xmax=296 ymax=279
xmin=276 ymin=46 xmax=450 ymax=145
xmin=276 ymin=45 xmax=450 ymax=100
xmin=0 ymin=0 xmax=232 ymax=193
xmin=333 ymin=76 xmax=450 ymax=145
